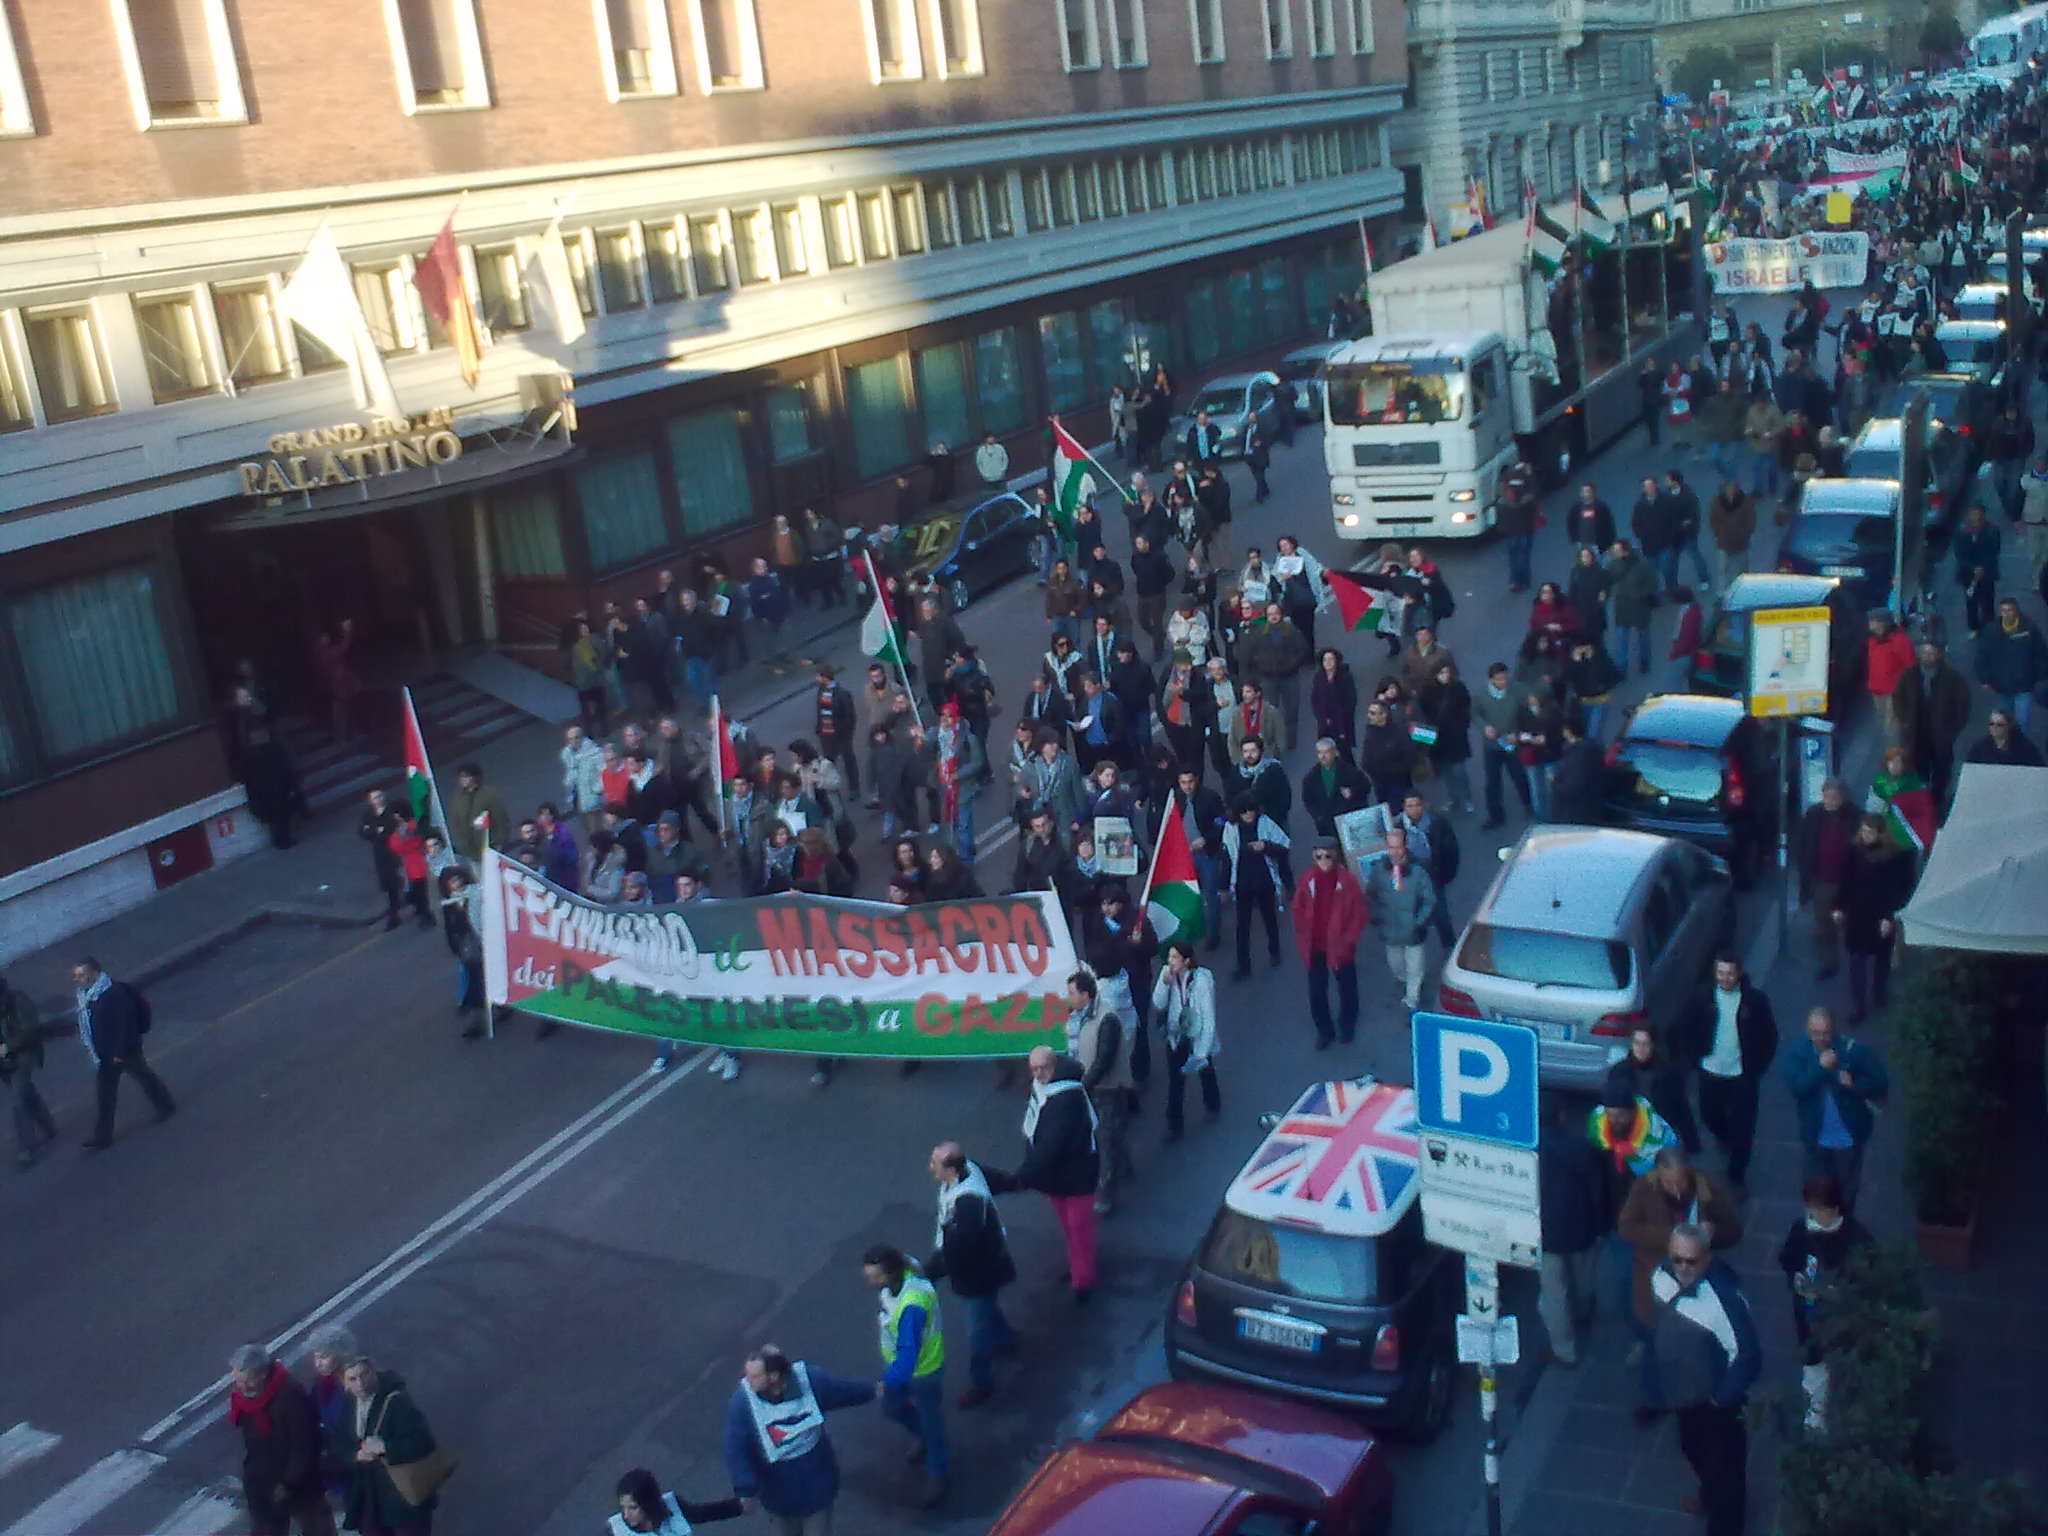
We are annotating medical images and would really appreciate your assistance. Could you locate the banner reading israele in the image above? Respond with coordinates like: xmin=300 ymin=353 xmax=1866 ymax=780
xmin=482 ymin=850 xmax=1077 ymax=1058
xmin=1705 ymin=232 xmax=1869 ymax=295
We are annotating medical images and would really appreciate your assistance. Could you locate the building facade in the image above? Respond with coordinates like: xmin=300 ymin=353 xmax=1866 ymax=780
xmin=1394 ymin=0 xmax=1660 ymax=239
xmin=1651 ymin=0 xmax=1916 ymax=93
xmin=0 ymin=0 xmax=1407 ymax=959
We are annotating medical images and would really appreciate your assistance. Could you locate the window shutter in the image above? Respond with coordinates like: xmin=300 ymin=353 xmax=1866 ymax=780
xmin=127 ymin=0 xmax=219 ymax=110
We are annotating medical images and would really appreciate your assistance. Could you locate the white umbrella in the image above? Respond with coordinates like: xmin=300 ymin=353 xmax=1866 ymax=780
xmin=1899 ymin=763 xmax=2048 ymax=954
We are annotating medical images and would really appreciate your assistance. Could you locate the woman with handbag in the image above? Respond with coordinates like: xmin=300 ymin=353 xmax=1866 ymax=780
xmin=330 ymin=1357 xmax=453 ymax=1536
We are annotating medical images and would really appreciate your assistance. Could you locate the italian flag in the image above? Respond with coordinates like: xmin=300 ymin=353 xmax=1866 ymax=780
xmin=1049 ymin=418 xmax=1095 ymax=538
xmin=1326 ymin=568 xmax=1403 ymax=633
xmin=400 ymin=685 xmax=446 ymax=833
xmin=858 ymin=552 xmax=906 ymax=669
xmin=1145 ymin=791 xmax=1206 ymax=948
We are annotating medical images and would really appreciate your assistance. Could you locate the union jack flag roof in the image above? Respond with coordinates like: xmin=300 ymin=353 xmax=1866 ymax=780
xmin=1226 ymin=1078 xmax=1421 ymax=1239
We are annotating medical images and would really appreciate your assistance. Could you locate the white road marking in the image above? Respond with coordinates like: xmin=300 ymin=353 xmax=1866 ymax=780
xmin=146 ymin=1053 xmax=710 ymax=1450
xmin=0 ymin=1449 xmax=164 ymax=1536
xmin=0 ymin=1426 xmax=59 ymax=1480
xmin=149 ymin=1489 xmax=242 ymax=1534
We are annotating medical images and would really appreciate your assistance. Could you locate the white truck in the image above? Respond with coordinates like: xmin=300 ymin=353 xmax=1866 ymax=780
xmin=1325 ymin=202 xmax=1700 ymax=544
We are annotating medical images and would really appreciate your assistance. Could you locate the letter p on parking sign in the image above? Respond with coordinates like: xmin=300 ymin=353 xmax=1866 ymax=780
xmin=1411 ymin=1012 xmax=1539 ymax=1149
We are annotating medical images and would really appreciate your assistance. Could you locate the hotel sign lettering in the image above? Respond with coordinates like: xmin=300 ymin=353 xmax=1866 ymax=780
xmin=238 ymin=409 xmax=463 ymax=498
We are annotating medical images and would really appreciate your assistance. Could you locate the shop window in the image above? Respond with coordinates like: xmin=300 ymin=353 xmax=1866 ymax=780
xmin=845 ymin=356 xmax=914 ymax=480
xmin=24 ymin=306 xmax=117 ymax=423
xmin=1259 ymin=256 xmax=1297 ymax=337
xmin=596 ymin=229 xmax=647 ymax=311
xmin=688 ymin=215 xmax=731 ymax=293
xmin=114 ymin=0 xmax=246 ymax=125
xmin=1084 ymin=298 xmax=1127 ymax=396
xmin=667 ymin=408 xmax=754 ymax=536
xmin=765 ymin=382 xmax=821 ymax=464
xmin=577 ymin=451 xmax=670 ymax=571
xmin=1222 ymin=268 xmax=1258 ymax=356
xmin=9 ymin=566 xmax=181 ymax=759
xmin=914 ymin=342 xmax=973 ymax=456
xmin=1185 ymin=279 xmax=1220 ymax=365
xmin=973 ymin=326 xmax=1027 ymax=434
xmin=734 ymin=207 xmax=776 ymax=285
xmin=598 ymin=0 xmax=681 ymax=97
xmin=686 ymin=0 xmax=764 ymax=91
xmin=387 ymin=0 xmax=492 ymax=110
xmin=472 ymin=246 xmax=530 ymax=332
xmin=212 ymin=282 xmax=289 ymax=389
xmin=646 ymin=223 xmax=689 ymax=302
xmin=489 ymin=483 xmax=568 ymax=579
xmin=1038 ymin=311 xmax=1087 ymax=413
xmin=773 ymin=205 xmax=810 ymax=275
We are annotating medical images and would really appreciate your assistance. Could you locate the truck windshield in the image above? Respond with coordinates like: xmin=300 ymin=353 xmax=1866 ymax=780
xmin=1326 ymin=361 xmax=1464 ymax=426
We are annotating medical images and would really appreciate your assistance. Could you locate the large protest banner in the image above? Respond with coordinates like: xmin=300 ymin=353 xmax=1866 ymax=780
xmin=482 ymin=850 xmax=1078 ymax=1058
xmin=1705 ymin=232 xmax=1869 ymax=294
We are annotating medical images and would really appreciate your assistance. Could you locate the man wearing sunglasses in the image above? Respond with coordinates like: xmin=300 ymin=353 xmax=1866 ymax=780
xmin=1642 ymin=1224 xmax=1761 ymax=1536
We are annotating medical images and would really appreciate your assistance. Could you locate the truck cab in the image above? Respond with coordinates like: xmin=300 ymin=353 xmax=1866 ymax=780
xmin=1323 ymin=333 xmax=1514 ymax=543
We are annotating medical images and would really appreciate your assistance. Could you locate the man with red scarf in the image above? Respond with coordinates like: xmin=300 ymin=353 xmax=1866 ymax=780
xmin=228 ymin=1343 xmax=334 ymax=1535
xmin=924 ymin=703 xmax=985 ymax=863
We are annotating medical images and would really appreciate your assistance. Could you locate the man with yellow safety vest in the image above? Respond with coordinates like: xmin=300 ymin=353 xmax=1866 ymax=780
xmin=862 ymin=1244 xmax=949 ymax=1510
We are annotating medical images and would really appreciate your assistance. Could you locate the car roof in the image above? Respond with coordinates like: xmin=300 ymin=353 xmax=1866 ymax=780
xmin=1717 ymin=571 xmax=1842 ymax=612
xmin=1482 ymin=827 xmax=1668 ymax=939
xmin=1330 ymin=333 xmax=1497 ymax=364
xmin=970 ymin=491 xmax=1032 ymax=518
xmin=1956 ymin=283 xmax=2007 ymax=302
xmin=986 ymin=1440 xmax=1242 ymax=1535
xmin=1935 ymin=319 xmax=2007 ymax=340
xmin=1801 ymin=477 xmax=1901 ymax=513
xmin=1623 ymin=692 xmax=1747 ymax=749
xmin=1225 ymin=1078 xmax=1420 ymax=1240
xmin=1281 ymin=341 xmax=1344 ymax=365
xmin=1192 ymin=372 xmax=1271 ymax=393
xmin=1096 ymin=1383 xmax=1379 ymax=1506
xmin=1848 ymin=417 xmax=1905 ymax=455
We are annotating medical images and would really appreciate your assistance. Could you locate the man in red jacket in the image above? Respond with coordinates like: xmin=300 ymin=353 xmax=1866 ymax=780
xmin=1294 ymin=837 xmax=1368 ymax=1049
xmin=1865 ymin=612 xmax=1914 ymax=746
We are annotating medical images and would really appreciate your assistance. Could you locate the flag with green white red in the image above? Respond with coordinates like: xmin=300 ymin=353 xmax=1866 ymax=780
xmin=400 ymin=685 xmax=447 ymax=833
xmin=1145 ymin=790 xmax=1206 ymax=948
xmin=858 ymin=552 xmax=906 ymax=669
xmin=1325 ymin=567 xmax=1406 ymax=634
xmin=1049 ymin=418 xmax=1096 ymax=538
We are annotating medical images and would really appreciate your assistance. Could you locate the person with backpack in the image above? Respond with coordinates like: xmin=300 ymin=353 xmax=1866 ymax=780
xmin=72 ymin=956 xmax=176 ymax=1150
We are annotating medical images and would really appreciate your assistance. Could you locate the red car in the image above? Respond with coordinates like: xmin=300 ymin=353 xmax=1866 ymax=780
xmin=986 ymin=1381 xmax=1395 ymax=1536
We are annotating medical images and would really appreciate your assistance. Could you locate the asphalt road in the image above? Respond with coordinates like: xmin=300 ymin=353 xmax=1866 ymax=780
xmin=0 ymin=307 xmax=1817 ymax=1536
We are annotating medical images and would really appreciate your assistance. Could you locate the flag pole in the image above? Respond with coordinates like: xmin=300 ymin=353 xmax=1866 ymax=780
xmin=1138 ymin=788 xmax=1174 ymax=908
xmin=865 ymin=550 xmax=924 ymax=733
xmin=711 ymin=694 xmax=729 ymax=841
xmin=1051 ymin=416 xmax=1131 ymax=505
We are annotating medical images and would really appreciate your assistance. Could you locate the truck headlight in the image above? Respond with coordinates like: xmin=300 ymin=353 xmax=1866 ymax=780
xmin=1449 ymin=489 xmax=1476 ymax=503
xmin=1450 ymin=510 xmax=1476 ymax=523
xmin=1342 ymin=513 xmax=1361 ymax=527
xmin=1334 ymin=492 xmax=1355 ymax=505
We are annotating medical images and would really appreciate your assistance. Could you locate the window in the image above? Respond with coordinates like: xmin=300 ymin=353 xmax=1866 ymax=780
xmin=354 ymin=264 xmax=416 ymax=355
xmin=596 ymin=0 xmax=681 ymax=97
xmin=685 ymin=0 xmax=764 ymax=90
xmin=1038 ymin=311 xmax=1086 ymax=412
xmin=954 ymin=179 xmax=987 ymax=243
xmin=1185 ymin=279 xmax=1219 ymax=364
xmin=646 ymin=223 xmax=688 ymax=301
xmin=1215 ymin=144 xmax=1237 ymax=196
xmin=890 ymin=187 xmax=926 ymax=254
xmin=1221 ymin=267 xmax=1258 ymax=355
xmin=845 ymin=356 xmax=913 ymax=479
xmin=985 ymin=175 xmax=1015 ymax=236
xmin=1195 ymin=146 xmax=1217 ymax=198
xmin=929 ymin=0 xmax=982 ymax=76
xmin=765 ymin=381 xmax=821 ymax=463
xmin=1105 ymin=0 xmax=1146 ymax=66
xmin=857 ymin=192 xmax=892 ymax=259
xmin=1057 ymin=0 xmax=1099 ymax=69
xmin=1173 ymin=147 xmax=1197 ymax=200
xmin=688 ymin=215 xmax=731 ymax=292
xmin=1101 ymin=162 xmax=1125 ymax=215
xmin=822 ymin=198 xmax=859 ymax=268
xmin=385 ymin=0 xmax=492 ymax=110
xmin=112 ymin=0 xmax=247 ymax=126
xmin=1145 ymin=154 xmax=1167 ymax=207
xmin=772 ymin=205 xmax=809 ymax=276
xmin=1527 ymin=46 xmax=1548 ymax=94
xmin=862 ymin=0 xmax=923 ymax=80
xmin=734 ymin=207 xmax=776 ymax=284
xmin=488 ymin=484 xmax=568 ymax=579
xmin=1258 ymin=255 xmax=1295 ymax=336
xmin=212 ymin=282 xmax=288 ymax=388
xmin=1049 ymin=166 xmax=1076 ymax=227
xmin=666 ymin=408 xmax=754 ymax=535
xmin=472 ymin=245 xmax=530 ymax=332
xmin=563 ymin=236 xmax=598 ymax=316
xmin=923 ymin=185 xmax=958 ymax=248
xmin=24 ymin=307 xmax=116 ymax=423
xmin=1261 ymin=0 xmax=1290 ymax=58
xmin=973 ymin=326 xmax=1027 ymax=433
xmin=1122 ymin=156 xmax=1149 ymax=211
xmin=1303 ymin=0 xmax=1334 ymax=55
xmin=0 ymin=322 xmax=30 ymax=430
xmin=1084 ymin=298 xmax=1126 ymax=395
xmin=914 ymin=343 xmax=973 ymax=455
xmin=1344 ymin=0 xmax=1371 ymax=54
xmin=596 ymin=229 xmax=646 ymax=311
xmin=9 ymin=567 xmax=182 ymax=760
xmin=0 ymin=5 xmax=32 ymax=135
xmin=1075 ymin=165 xmax=1101 ymax=221
xmin=576 ymin=451 xmax=670 ymax=570
xmin=1189 ymin=0 xmax=1223 ymax=62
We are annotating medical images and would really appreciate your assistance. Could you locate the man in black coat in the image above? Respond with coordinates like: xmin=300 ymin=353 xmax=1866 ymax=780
xmin=811 ymin=664 xmax=861 ymax=797
xmin=1892 ymin=638 xmax=1973 ymax=804
xmin=926 ymin=1142 xmax=1020 ymax=1409
xmin=1537 ymin=1094 xmax=1606 ymax=1366
xmin=228 ymin=1344 xmax=335 ymax=1536
xmin=984 ymin=1046 xmax=1101 ymax=1304
xmin=1566 ymin=483 xmax=1618 ymax=551
xmin=73 ymin=958 xmax=175 ymax=1150
xmin=1300 ymin=737 xmax=1372 ymax=837
xmin=1674 ymin=956 xmax=1779 ymax=1188
xmin=1548 ymin=715 xmax=1608 ymax=826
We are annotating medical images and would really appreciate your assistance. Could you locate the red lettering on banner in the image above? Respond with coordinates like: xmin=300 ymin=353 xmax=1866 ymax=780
xmin=958 ymin=995 xmax=997 ymax=1035
xmin=937 ymin=906 xmax=979 ymax=971
xmin=806 ymin=909 xmax=847 ymax=976
xmin=970 ymin=905 xmax=1011 ymax=970
xmin=913 ymin=994 xmax=952 ymax=1035
xmin=1010 ymin=908 xmax=1051 ymax=975
xmin=757 ymin=908 xmax=809 ymax=975
xmin=906 ymin=912 xmax=949 ymax=973
xmin=838 ymin=914 xmax=877 ymax=978
xmin=874 ymin=913 xmax=911 ymax=977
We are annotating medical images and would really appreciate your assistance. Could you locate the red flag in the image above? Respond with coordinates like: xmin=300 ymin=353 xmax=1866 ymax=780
xmin=413 ymin=209 xmax=484 ymax=389
xmin=400 ymin=685 xmax=447 ymax=833
xmin=711 ymin=695 xmax=741 ymax=785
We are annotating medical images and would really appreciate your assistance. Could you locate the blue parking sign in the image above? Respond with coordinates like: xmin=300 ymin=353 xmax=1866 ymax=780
xmin=1411 ymin=1013 xmax=1539 ymax=1150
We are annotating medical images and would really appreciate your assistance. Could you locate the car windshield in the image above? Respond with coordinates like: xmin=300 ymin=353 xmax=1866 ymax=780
xmin=1191 ymin=387 xmax=1247 ymax=417
xmin=1326 ymin=361 xmax=1465 ymax=425
xmin=1454 ymin=923 xmax=1632 ymax=990
xmin=1706 ymin=609 xmax=1747 ymax=653
xmin=1614 ymin=741 xmax=1722 ymax=804
xmin=1784 ymin=513 xmax=1890 ymax=561
xmin=1201 ymin=1208 xmax=1377 ymax=1303
xmin=1842 ymin=448 xmax=1908 ymax=482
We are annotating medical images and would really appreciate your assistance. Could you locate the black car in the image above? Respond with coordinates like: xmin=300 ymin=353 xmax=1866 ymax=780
xmin=872 ymin=491 xmax=1041 ymax=611
xmin=1165 ymin=1078 xmax=1458 ymax=1441
xmin=1841 ymin=414 xmax=1971 ymax=543
xmin=1603 ymin=694 xmax=1779 ymax=886
xmin=1777 ymin=477 xmax=1911 ymax=612
xmin=1685 ymin=573 xmax=1866 ymax=720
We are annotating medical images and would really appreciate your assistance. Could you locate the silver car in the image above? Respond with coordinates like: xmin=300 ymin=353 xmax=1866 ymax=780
xmin=1436 ymin=827 xmax=1733 ymax=1091
xmin=1278 ymin=341 xmax=1343 ymax=417
xmin=1171 ymin=370 xmax=1285 ymax=460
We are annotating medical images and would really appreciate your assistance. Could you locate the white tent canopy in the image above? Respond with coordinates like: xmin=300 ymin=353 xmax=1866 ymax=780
xmin=1900 ymin=763 xmax=2048 ymax=954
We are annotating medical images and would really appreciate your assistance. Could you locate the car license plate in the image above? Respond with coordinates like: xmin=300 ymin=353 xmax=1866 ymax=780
xmin=1236 ymin=1312 xmax=1323 ymax=1352
xmin=1820 ymin=565 xmax=1862 ymax=578
xmin=1505 ymin=1016 xmax=1570 ymax=1042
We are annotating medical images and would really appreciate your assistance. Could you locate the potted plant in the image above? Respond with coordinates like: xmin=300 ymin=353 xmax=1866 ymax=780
xmin=1890 ymin=955 xmax=2000 ymax=1268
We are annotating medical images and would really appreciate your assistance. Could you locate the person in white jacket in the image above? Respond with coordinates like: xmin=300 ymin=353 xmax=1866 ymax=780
xmin=1152 ymin=940 xmax=1220 ymax=1141
xmin=560 ymin=723 xmax=607 ymax=832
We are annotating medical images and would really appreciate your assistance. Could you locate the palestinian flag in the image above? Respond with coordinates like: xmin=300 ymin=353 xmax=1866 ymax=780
xmin=1953 ymin=144 xmax=1981 ymax=187
xmin=711 ymin=695 xmax=742 ymax=787
xmin=1145 ymin=791 xmax=1206 ymax=948
xmin=400 ymin=685 xmax=446 ymax=833
xmin=1326 ymin=568 xmax=1404 ymax=633
xmin=1528 ymin=199 xmax=1570 ymax=277
xmin=1870 ymin=771 xmax=1937 ymax=854
xmin=858 ymin=552 xmax=906 ymax=669
xmin=1049 ymin=417 xmax=1095 ymax=538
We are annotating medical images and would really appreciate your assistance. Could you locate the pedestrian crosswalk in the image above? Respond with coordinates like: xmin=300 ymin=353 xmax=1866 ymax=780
xmin=0 ymin=1430 xmax=249 ymax=1536
xmin=289 ymin=669 xmax=536 ymax=813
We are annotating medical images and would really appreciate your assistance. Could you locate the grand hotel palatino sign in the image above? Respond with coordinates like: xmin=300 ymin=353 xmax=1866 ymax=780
xmin=236 ymin=408 xmax=463 ymax=498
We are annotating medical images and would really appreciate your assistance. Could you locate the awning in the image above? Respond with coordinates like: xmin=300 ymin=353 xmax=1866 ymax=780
xmin=1900 ymin=762 xmax=2048 ymax=954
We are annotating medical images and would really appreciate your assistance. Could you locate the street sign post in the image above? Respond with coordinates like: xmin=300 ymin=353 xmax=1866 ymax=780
xmin=1747 ymin=604 xmax=1831 ymax=718
xmin=1411 ymin=1013 xmax=1543 ymax=1536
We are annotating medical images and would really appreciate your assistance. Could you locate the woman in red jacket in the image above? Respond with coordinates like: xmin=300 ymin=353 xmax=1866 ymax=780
xmin=1527 ymin=582 xmax=1583 ymax=641
xmin=385 ymin=819 xmax=435 ymax=929
xmin=1863 ymin=611 xmax=1915 ymax=746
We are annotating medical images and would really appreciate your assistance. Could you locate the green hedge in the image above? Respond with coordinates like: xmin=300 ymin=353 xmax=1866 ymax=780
xmin=1888 ymin=954 xmax=2001 ymax=1228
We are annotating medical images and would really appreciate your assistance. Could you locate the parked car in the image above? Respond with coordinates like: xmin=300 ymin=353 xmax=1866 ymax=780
xmin=1436 ymin=827 xmax=1733 ymax=1091
xmin=1933 ymin=318 xmax=2011 ymax=396
xmin=1165 ymin=1078 xmax=1458 ymax=1440
xmin=1278 ymin=341 xmax=1344 ymax=418
xmin=1877 ymin=369 xmax=1993 ymax=446
xmin=987 ymin=1382 xmax=1395 ymax=1536
xmin=1951 ymin=282 xmax=2016 ymax=326
xmin=1776 ymin=476 xmax=1909 ymax=611
xmin=1603 ymin=693 xmax=1780 ymax=885
xmin=1172 ymin=371 xmax=1288 ymax=460
xmin=1840 ymin=413 xmax=1969 ymax=539
xmin=1686 ymin=572 xmax=1865 ymax=720
xmin=860 ymin=491 xmax=1040 ymax=612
